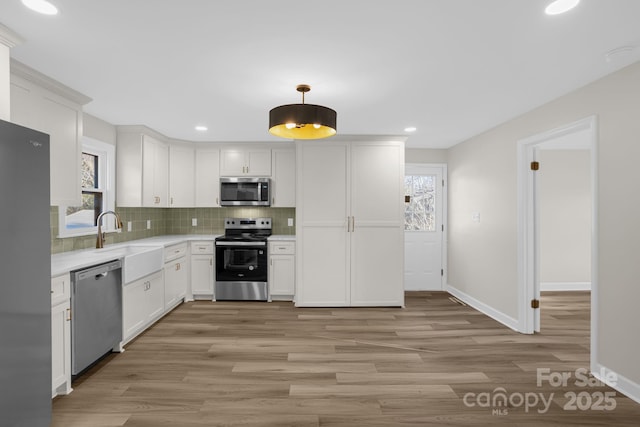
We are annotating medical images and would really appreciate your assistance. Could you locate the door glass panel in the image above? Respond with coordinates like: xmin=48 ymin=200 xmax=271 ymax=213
xmin=404 ymin=175 xmax=436 ymax=231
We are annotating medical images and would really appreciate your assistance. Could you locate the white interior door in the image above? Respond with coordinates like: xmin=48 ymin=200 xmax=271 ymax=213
xmin=404 ymin=165 xmax=445 ymax=291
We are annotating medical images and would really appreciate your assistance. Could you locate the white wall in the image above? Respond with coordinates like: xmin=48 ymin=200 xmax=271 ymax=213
xmin=405 ymin=148 xmax=447 ymax=164
xmin=538 ymin=149 xmax=591 ymax=287
xmin=83 ymin=113 xmax=116 ymax=145
xmin=0 ymin=43 xmax=9 ymax=121
xmin=447 ymin=60 xmax=640 ymax=396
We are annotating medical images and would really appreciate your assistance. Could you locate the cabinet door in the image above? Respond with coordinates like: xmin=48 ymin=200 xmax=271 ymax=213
xmin=164 ymin=258 xmax=187 ymax=310
xmin=10 ymin=78 xmax=82 ymax=206
xmin=350 ymin=143 xmax=405 ymax=306
xmin=191 ymin=255 xmax=214 ymax=296
xmin=147 ymin=272 xmax=165 ymax=320
xmin=123 ymin=278 xmax=148 ymax=341
xmin=51 ymin=300 xmax=71 ymax=397
xmin=269 ymin=255 xmax=295 ymax=296
xmin=296 ymin=143 xmax=350 ymax=306
xmin=271 ymin=149 xmax=295 ymax=207
xmin=169 ymin=144 xmax=195 ymax=207
xmin=220 ymin=149 xmax=246 ymax=176
xmin=195 ymin=148 xmax=220 ymax=206
xmin=142 ymin=135 xmax=169 ymax=207
xmin=246 ymin=149 xmax=272 ymax=176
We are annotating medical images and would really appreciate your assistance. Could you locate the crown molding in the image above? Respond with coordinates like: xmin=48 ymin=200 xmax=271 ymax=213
xmin=10 ymin=58 xmax=92 ymax=105
xmin=0 ymin=23 xmax=24 ymax=48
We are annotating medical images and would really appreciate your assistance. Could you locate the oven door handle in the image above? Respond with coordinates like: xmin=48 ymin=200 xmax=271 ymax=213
xmin=215 ymin=241 xmax=267 ymax=247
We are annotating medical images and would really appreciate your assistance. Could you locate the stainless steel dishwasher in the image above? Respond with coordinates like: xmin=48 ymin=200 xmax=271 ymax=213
xmin=71 ymin=259 xmax=123 ymax=376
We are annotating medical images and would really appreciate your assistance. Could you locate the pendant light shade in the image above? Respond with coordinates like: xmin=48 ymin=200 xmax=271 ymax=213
xmin=269 ymin=85 xmax=337 ymax=140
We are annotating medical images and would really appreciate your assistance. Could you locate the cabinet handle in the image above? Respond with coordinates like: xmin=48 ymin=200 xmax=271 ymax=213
xmin=171 ymin=197 xmax=174 ymax=205
xmin=66 ymin=308 xmax=71 ymax=321
xmin=210 ymin=259 xmax=213 ymax=266
xmin=176 ymin=263 xmax=180 ymax=271
xmin=216 ymin=197 xmax=219 ymax=205
xmin=272 ymin=197 xmax=275 ymax=205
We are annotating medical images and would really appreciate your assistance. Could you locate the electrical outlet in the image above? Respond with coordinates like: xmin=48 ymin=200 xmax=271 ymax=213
xmin=127 ymin=221 xmax=132 ymax=232
xmin=287 ymin=218 xmax=294 ymax=227
xmin=192 ymin=218 xmax=197 ymax=226
xmin=472 ymin=212 xmax=481 ymax=223
xmin=146 ymin=220 xmax=151 ymax=229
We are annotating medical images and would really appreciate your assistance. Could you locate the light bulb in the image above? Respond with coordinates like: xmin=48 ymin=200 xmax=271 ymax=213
xmin=285 ymin=123 xmax=296 ymax=129
xmin=22 ymin=0 xmax=58 ymax=15
xmin=313 ymin=124 xmax=321 ymax=129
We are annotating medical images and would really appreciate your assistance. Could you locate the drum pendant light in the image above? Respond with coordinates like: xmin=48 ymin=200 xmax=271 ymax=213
xmin=269 ymin=84 xmax=337 ymax=139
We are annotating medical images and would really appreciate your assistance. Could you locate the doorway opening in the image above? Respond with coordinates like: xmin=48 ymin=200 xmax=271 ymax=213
xmin=404 ymin=164 xmax=447 ymax=291
xmin=517 ymin=116 xmax=597 ymax=341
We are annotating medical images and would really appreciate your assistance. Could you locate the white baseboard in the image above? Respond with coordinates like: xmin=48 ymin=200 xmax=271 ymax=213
xmin=592 ymin=362 xmax=640 ymax=405
xmin=540 ymin=282 xmax=591 ymax=291
xmin=444 ymin=284 xmax=520 ymax=331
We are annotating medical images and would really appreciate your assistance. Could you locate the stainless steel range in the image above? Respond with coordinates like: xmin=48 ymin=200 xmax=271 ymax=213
xmin=215 ymin=217 xmax=271 ymax=301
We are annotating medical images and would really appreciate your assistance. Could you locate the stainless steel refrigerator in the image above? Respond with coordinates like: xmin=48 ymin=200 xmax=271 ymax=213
xmin=0 ymin=119 xmax=52 ymax=426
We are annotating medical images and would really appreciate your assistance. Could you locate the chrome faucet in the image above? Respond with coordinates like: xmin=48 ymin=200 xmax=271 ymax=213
xmin=96 ymin=210 xmax=123 ymax=249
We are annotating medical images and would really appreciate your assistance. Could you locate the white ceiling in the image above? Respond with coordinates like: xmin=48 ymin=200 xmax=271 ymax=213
xmin=1 ymin=0 xmax=640 ymax=148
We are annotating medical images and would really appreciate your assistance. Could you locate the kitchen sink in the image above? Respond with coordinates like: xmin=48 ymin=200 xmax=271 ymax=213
xmin=92 ymin=245 xmax=163 ymax=284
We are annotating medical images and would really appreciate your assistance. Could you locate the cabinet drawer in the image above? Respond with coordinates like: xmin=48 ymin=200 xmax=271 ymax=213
xmin=51 ymin=274 xmax=70 ymax=306
xmin=269 ymin=241 xmax=295 ymax=255
xmin=191 ymin=241 xmax=214 ymax=255
xmin=165 ymin=243 xmax=188 ymax=262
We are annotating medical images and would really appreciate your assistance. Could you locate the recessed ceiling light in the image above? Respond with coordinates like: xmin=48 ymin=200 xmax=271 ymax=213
xmin=545 ymin=0 xmax=580 ymax=15
xmin=404 ymin=127 xmax=417 ymax=133
xmin=22 ymin=0 xmax=58 ymax=15
xmin=195 ymin=125 xmax=208 ymax=131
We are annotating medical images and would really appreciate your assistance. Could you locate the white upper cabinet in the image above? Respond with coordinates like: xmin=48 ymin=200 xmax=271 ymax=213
xmin=271 ymin=148 xmax=296 ymax=207
xmin=195 ymin=148 xmax=220 ymax=207
xmin=295 ymin=139 xmax=405 ymax=307
xmin=10 ymin=65 xmax=90 ymax=206
xmin=169 ymin=144 xmax=195 ymax=207
xmin=117 ymin=129 xmax=169 ymax=207
xmin=220 ymin=148 xmax=271 ymax=176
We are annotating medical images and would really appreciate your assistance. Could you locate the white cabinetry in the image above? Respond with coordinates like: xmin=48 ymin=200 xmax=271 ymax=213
xmin=142 ymin=136 xmax=169 ymax=207
xmin=269 ymin=241 xmax=295 ymax=300
xmin=295 ymin=139 xmax=405 ymax=307
xmin=163 ymin=243 xmax=188 ymax=310
xmin=51 ymin=274 xmax=72 ymax=397
xmin=123 ymin=270 xmax=164 ymax=343
xmin=169 ymin=144 xmax=195 ymax=207
xmin=220 ymin=148 xmax=271 ymax=176
xmin=116 ymin=129 xmax=169 ymax=207
xmin=10 ymin=69 xmax=89 ymax=206
xmin=195 ymin=148 xmax=220 ymax=207
xmin=190 ymin=241 xmax=214 ymax=299
xmin=271 ymin=149 xmax=296 ymax=207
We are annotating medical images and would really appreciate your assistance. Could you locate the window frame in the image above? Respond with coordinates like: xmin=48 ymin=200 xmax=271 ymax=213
xmin=57 ymin=137 xmax=116 ymax=238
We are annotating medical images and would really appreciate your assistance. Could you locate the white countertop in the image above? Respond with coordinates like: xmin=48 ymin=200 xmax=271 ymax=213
xmin=51 ymin=234 xmax=221 ymax=277
xmin=268 ymin=235 xmax=296 ymax=241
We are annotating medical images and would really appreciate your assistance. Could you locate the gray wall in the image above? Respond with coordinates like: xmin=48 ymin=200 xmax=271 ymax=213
xmin=538 ymin=149 xmax=591 ymax=286
xmin=447 ymin=60 xmax=640 ymax=390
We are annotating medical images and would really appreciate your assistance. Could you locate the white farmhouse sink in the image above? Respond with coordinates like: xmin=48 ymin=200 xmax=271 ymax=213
xmin=92 ymin=245 xmax=163 ymax=284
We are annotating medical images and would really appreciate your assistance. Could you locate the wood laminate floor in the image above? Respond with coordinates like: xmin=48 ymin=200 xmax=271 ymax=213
xmin=52 ymin=292 xmax=640 ymax=426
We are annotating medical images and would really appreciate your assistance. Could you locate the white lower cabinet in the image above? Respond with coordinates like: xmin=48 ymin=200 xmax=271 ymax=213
xmin=51 ymin=274 xmax=72 ymax=398
xmin=164 ymin=243 xmax=188 ymax=310
xmin=268 ymin=241 xmax=295 ymax=300
xmin=123 ymin=270 xmax=164 ymax=344
xmin=190 ymin=241 xmax=214 ymax=299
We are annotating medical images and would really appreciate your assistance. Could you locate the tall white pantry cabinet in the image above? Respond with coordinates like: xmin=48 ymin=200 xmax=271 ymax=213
xmin=295 ymin=137 xmax=405 ymax=307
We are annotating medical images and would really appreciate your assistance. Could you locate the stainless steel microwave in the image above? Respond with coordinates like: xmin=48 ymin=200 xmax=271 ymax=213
xmin=220 ymin=177 xmax=270 ymax=206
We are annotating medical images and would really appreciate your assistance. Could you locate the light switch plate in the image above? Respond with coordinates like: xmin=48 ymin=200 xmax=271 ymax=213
xmin=472 ymin=212 xmax=481 ymax=223
xmin=146 ymin=220 xmax=151 ymax=229
xmin=127 ymin=221 xmax=132 ymax=232
xmin=288 ymin=218 xmax=294 ymax=227
xmin=192 ymin=218 xmax=197 ymax=226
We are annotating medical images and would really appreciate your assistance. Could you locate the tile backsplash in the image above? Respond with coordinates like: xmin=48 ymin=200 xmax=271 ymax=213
xmin=51 ymin=206 xmax=295 ymax=254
